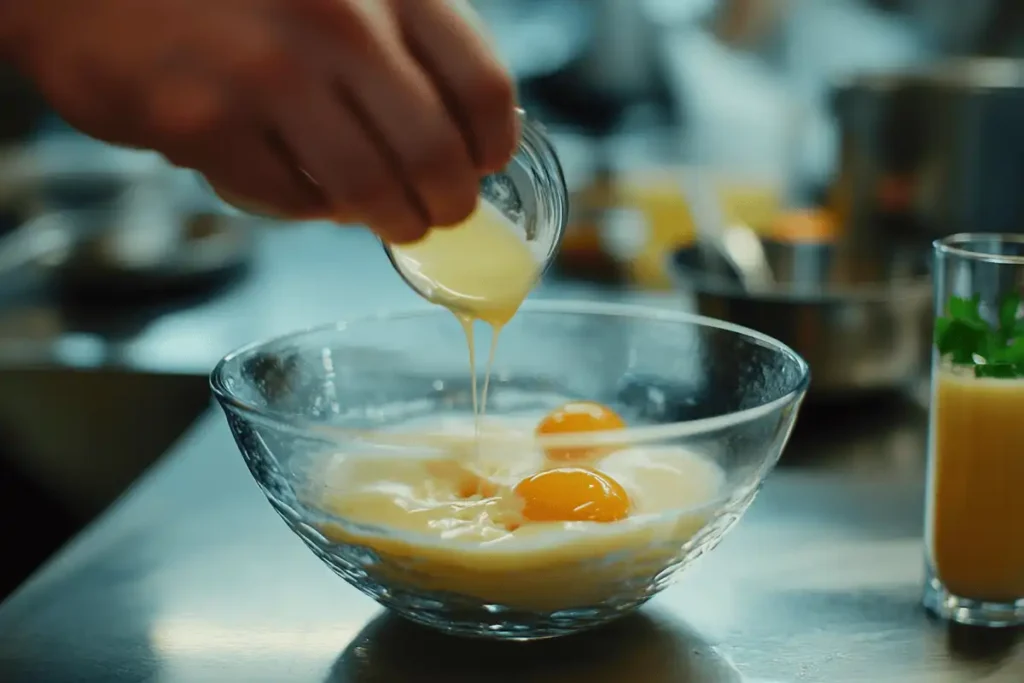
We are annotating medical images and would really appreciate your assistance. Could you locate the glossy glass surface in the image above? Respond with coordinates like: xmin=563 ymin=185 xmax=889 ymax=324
xmin=211 ymin=301 xmax=809 ymax=639
xmin=925 ymin=234 xmax=1024 ymax=627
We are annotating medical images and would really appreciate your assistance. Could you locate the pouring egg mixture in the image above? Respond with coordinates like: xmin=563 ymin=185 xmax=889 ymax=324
xmin=308 ymin=201 xmax=725 ymax=610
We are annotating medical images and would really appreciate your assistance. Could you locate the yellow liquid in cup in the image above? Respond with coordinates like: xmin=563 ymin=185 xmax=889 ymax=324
xmin=389 ymin=201 xmax=541 ymax=414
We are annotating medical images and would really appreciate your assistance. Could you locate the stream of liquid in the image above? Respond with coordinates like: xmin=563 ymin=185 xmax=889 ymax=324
xmin=388 ymin=200 xmax=541 ymax=424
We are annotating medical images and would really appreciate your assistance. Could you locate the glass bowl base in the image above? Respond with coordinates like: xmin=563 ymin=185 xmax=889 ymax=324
xmin=324 ymin=564 xmax=651 ymax=640
xmin=394 ymin=601 xmax=650 ymax=641
xmin=924 ymin=567 xmax=1024 ymax=628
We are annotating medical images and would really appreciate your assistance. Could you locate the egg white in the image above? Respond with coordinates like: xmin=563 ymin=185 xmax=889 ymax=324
xmin=302 ymin=414 xmax=728 ymax=610
xmin=309 ymin=414 xmax=725 ymax=549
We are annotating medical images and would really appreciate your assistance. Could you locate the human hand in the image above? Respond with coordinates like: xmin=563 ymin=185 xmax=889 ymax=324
xmin=2 ymin=0 xmax=517 ymax=243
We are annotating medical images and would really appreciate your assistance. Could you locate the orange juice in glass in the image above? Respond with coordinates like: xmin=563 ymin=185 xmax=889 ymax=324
xmin=925 ymin=234 xmax=1024 ymax=627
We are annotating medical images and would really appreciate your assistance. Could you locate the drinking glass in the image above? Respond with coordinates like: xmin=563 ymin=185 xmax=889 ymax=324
xmin=924 ymin=233 xmax=1024 ymax=627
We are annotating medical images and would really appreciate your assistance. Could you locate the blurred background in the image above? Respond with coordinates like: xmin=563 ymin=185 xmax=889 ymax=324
xmin=1 ymin=0 xmax=1023 ymax=601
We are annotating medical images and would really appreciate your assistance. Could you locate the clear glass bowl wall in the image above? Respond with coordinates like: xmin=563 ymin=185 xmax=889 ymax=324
xmin=212 ymin=302 xmax=809 ymax=639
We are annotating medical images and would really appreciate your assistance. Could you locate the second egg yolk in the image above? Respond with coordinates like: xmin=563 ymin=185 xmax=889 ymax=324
xmin=514 ymin=467 xmax=630 ymax=523
xmin=536 ymin=400 xmax=626 ymax=461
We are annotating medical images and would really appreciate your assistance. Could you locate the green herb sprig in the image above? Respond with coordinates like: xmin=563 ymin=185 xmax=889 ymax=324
xmin=935 ymin=292 xmax=1024 ymax=378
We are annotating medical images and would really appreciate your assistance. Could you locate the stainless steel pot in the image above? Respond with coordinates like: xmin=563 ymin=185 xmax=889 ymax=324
xmin=671 ymin=240 xmax=932 ymax=399
xmin=831 ymin=59 xmax=1024 ymax=250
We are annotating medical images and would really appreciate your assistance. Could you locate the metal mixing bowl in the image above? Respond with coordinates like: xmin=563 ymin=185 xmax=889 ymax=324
xmin=671 ymin=239 xmax=932 ymax=399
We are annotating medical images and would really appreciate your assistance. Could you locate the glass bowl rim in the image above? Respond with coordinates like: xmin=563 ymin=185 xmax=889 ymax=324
xmin=210 ymin=300 xmax=810 ymax=447
xmin=935 ymin=232 xmax=1024 ymax=266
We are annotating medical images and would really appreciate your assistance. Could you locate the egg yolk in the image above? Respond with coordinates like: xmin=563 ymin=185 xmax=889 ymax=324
xmin=536 ymin=400 xmax=626 ymax=461
xmin=514 ymin=467 xmax=630 ymax=523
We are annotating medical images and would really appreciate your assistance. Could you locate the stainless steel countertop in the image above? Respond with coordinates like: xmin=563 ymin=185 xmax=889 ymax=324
xmin=2 ymin=387 xmax=1020 ymax=682
xmin=0 ymin=223 xmax=677 ymax=374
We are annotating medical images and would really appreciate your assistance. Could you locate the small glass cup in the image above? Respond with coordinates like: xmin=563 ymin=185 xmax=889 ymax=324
xmin=383 ymin=110 xmax=569 ymax=303
xmin=924 ymin=233 xmax=1024 ymax=627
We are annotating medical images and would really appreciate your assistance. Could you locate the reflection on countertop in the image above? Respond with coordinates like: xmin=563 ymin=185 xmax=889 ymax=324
xmin=327 ymin=608 xmax=744 ymax=683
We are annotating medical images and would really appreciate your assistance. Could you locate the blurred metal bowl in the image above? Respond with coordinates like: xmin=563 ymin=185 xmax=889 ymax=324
xmin=670 ymin=239 xmax=932 ymax=399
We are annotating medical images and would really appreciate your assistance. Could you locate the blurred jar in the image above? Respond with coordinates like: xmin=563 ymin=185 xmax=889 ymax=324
xmin=552 ymin=125 xmax=785 ymax=290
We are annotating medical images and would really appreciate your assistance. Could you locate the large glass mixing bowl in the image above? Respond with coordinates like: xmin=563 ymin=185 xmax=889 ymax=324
xmin=211 ymin=301 xmax=810 ymax=640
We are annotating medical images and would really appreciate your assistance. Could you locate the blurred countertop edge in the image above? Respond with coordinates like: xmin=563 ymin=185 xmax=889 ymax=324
xmin=0 ymin=222 xmax=687 ymax=377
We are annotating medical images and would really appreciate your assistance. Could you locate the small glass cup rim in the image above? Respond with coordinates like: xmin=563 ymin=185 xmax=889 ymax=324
xmin=210 ymin=300 xmax=810 ymax=448
xmin=934 ymin=233 xmax=1024 ymax=266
